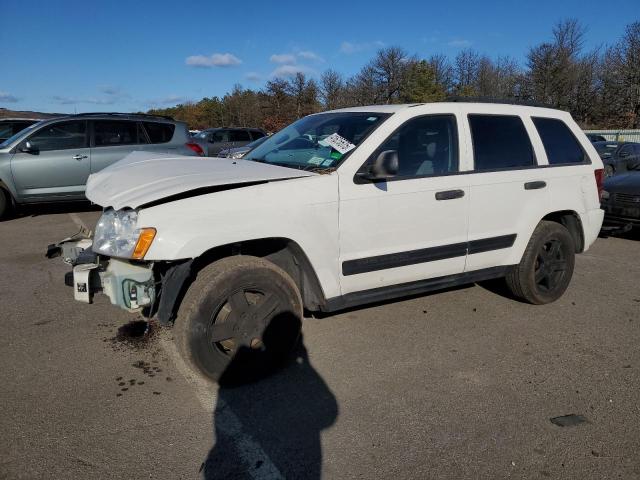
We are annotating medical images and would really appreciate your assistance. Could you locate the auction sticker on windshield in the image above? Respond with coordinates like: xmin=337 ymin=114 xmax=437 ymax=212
xmin=319 ymin=133 xmax=356 ymax=154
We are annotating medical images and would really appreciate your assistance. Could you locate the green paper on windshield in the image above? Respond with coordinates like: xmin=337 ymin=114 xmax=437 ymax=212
xmin=330 ymin=151 xmax=343 ymax=160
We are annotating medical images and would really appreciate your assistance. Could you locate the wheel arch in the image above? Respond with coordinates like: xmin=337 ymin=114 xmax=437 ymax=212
xmin=541 ymin=210 xmax=585 ymax=253
xmin=155 ymin=237 xmax=327 ymax=324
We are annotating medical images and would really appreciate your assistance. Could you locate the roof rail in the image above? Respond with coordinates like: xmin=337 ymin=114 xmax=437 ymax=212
xmin=71 ymin=112 xmax=174 ymax=120
xmin=444 ymin=96 xmax=554 ymax=109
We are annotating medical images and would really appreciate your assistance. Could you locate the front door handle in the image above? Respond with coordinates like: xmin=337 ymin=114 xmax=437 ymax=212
xmin=435 ymin=189 xmax=465 ymax=201
xmin=72 ymin=154 xmax=88 ymax=161
xmin=524 ymin=181 xmax=546 ymax=190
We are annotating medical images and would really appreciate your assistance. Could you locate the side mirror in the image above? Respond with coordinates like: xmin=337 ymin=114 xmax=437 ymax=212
xmin=357 ymin=150 xmax=398 ymax=181
xmin=19 ymin=141 xmax=39 ymax=154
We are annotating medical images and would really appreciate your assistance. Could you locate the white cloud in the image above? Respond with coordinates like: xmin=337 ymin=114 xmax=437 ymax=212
xmin=270 ymin=64 xmax=313 ymax=79
xmin=185 ymin=53 xmax=242 ymax=67
xmin=297 ymin=50 xmax=324 ymax=62
xmin=245 ymin=72 xmax=262 ymax=82
xmin=0 ymin=91 xmax=19 ymax=103
xmin=270 ymin=53 xmax=297 ymax=64
xmin=447 ymin=39 xmax=472 ymax=48
xmin=339 ymin=41 xmax=384 ymax=54
xmin=147 ymin=95 xmax=191 ymax=106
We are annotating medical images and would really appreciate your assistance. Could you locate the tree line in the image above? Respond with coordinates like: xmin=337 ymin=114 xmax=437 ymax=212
xmin=148 ymin=19 xmax=640 ymax=131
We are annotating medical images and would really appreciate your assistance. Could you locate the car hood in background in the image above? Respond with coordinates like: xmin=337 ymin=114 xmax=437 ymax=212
xmin=603 ymin=171 xmax=640 ymax=195
xmin=86 ymin=151 xmax=316 ymax=209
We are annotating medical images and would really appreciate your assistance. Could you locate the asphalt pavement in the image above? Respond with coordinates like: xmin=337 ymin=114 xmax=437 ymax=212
xmin=1 ymin=204 xmax=639 ymax=479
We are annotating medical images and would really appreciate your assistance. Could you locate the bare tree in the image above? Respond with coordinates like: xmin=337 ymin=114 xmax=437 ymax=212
xmin=320 ymin=69 xmax=345 ymax=110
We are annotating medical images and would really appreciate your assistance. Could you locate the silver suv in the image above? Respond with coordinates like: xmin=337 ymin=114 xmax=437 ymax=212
xmin=0 ymin=113 xmax=199 ymax=219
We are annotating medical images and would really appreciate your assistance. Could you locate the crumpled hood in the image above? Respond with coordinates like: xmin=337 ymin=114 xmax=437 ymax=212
xmin=86 ymin=151 xmax=317 ymax=209
xmin=603 ymin=171 xmax=640 ymax=195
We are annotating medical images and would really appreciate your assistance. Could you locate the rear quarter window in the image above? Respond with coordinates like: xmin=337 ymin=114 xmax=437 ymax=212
xmin=142 ymin=122 xmax=175 ymax=144
xmin=469 ymin=114 xmax=535 ymax=171
xmin=532 ymin=117 xmax=587 ymax=165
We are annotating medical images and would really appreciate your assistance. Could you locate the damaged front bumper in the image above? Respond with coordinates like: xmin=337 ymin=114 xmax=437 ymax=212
xmin=47 ymin=232 xmax=156 ymax=312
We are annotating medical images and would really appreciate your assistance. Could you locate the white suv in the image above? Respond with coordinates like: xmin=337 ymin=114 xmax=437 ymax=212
xmin=51 ymin=102 xmax=605 ymax=382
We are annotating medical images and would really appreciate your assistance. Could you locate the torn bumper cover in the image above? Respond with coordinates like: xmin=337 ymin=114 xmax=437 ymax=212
xmin=47 ymin=236 xmax=156 ymax=312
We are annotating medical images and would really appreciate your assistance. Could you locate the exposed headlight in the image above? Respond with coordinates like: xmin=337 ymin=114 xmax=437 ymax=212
xmin=601 ymin=190 xmax=610 ymax=200
xmin=93 ymin=209 xmax=156 ymax=259
xmin=230 ymin=151 xmax=246 ymax=159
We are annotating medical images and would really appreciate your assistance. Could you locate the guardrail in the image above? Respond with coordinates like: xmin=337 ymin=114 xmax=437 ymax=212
xmin=584 ymin=129 xmax=640 ymax=143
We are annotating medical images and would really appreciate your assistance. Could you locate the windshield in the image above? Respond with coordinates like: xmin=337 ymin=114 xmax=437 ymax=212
xmin=0 ymin=121 xmax=41 ymax=148
xmin=245 ymin=112 xmax=389 ymax=170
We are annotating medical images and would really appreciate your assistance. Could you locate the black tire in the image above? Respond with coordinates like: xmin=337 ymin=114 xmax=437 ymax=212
xmin=505 ymin=221 xmax=575 ymax=305
xmin=0 ymin=188 xmax=11 ymax=221
xmin=174 ymin=255 xmax=303 ymax=384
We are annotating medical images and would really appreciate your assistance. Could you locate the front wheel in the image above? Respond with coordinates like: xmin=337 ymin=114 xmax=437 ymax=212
xmin=505 ymin=221 xmax=575 ymax=304
xmin=0 ymin=188 xmax=11 ymax=221
xmin=174 ymin=256 xmax=303 ymax=384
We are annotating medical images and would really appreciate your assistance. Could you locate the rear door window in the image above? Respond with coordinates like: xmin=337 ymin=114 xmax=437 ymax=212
xmin=250 ymin=130 xmax=265 ymax=140
xmin=142 ymin=122 xmax=175 ymax=144
xmin=230 ymin=130 xmax=251 ymax=142
xmin=469 ymin=115 xmax=535 ymax=171
xmin=26 ymin=121 xmax=88 ymax=151
xmin=532 ymin=117 xmax=586 ymax=165
xmin=93 ymin=120 xmax=138 ymax=147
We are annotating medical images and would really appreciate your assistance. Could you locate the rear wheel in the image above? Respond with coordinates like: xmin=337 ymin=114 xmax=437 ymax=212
xmin=505 ymin=221 xmax=575 ymax=304
xmin=174 ymin=256 xmax=303 ymax=384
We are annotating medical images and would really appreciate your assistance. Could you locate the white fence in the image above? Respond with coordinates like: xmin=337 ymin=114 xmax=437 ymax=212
xmin=584 ymin=129 xmax=640 ymax=143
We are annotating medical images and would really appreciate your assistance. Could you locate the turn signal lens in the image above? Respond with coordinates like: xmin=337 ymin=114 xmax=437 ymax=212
xmin=132 ymin=228 xmax=156 ymax=260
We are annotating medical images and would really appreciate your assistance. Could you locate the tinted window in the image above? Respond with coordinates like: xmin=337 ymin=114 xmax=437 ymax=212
xmin=532 ymin=117 xmax=586 ymax=164
xmin=211 ymin=131 xmax=229 ymax=143
xmin=137 ymin=123 xmax=149 ymax=144
xmin=93 ymin=120 xmax=138 ymax=147
xmin=230 ymin=130 xmax=251 ymax=142
xmin=469 ymin=115 xmax=535 ymax=170
xmin=142 ymin=122 xmax=175 ymax=144
xmin=27 ymin=121 xmax=87 ymax=151
xmin=0 ymin=124 xmax=11 ymax=140
xmin=250 ymin=130 xmax=265 ymax=140
xmin=364 ymin=115 xmax=459 ymax=178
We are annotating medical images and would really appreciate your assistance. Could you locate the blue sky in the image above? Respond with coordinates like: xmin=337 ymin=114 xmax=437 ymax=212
xmin=1 ymin=0 xmax=637 ymax=113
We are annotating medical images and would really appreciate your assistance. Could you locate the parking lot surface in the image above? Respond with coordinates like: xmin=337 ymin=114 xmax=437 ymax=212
xmin=1 ymin=205 xmax=639 ymax=479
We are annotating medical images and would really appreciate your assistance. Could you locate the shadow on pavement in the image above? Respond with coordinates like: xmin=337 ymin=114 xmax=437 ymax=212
xmin=201 ymin=333 xmax=338 ymax=479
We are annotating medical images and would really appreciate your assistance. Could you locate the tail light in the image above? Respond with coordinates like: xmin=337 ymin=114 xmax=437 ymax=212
xmin=186 ymin=143 xmax=204 ymax=156
xmin=594 ymin=168 xmax=604 ymax=199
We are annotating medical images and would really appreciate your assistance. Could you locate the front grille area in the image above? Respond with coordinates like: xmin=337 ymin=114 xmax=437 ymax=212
xmin=613 ymin=192 xmax=640 ymax=205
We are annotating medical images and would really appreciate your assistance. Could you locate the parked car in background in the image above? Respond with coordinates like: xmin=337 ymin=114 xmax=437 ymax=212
xmin=601 ymin=166 xmax=640 ymax=230
xmin=217 ymin=135 xmax=268 ymax=159
xmin=593 ymin=141 xmax=640 ymax=177
xmin=586 ymin=133 xmax=607 ymax=143
xmin=0 ymin=118 xmax=41 ymax=143
xmin=0 ymin=112 xmax=200 ymax=219
xmin=193 ymin=127 xmax=267 ymax=156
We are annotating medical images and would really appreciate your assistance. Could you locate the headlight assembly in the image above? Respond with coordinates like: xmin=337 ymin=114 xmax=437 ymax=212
xmin=93 ymin=209 xmax=156 ymax=259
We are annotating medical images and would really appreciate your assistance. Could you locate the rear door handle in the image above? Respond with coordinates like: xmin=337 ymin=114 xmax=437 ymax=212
xmin=524 ymin=181 xmax=546 ymax=190
xmin=72 ymin=154 xmax=88 ymax=161
xmin=435 ymin=189 xmax=465 ymax=201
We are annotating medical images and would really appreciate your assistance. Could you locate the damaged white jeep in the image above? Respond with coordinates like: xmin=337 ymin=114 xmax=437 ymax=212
xmin=51 ymin=102 xmax=605 ymax=382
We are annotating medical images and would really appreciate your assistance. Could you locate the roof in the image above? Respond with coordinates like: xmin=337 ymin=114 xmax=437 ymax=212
xmin=324 ymin=100 xmax=565 ymax=116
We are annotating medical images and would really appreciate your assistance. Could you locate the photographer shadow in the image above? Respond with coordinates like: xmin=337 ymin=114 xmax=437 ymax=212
xmin=201 ymin=325 xmax=338 ymax=480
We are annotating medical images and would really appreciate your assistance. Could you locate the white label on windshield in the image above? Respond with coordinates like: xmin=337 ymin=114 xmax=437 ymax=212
xmin=321 ymin=133 xmax=356 ymax=154
xmin=307 ymin=156 xmax=324 ymax=165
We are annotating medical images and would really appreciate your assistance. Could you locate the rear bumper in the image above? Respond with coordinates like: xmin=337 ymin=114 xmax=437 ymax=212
xmin=582 ymin=208 xmax=605 ymax=250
